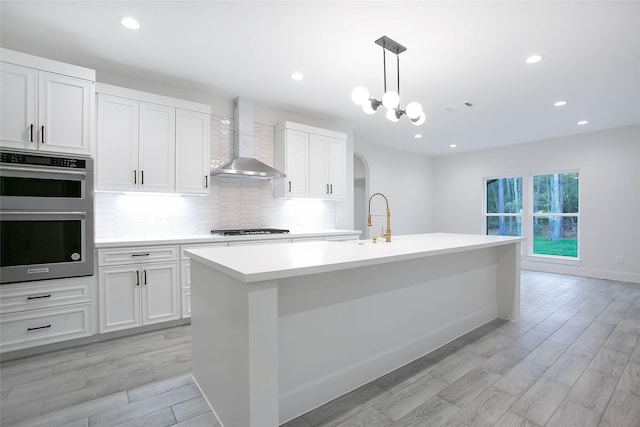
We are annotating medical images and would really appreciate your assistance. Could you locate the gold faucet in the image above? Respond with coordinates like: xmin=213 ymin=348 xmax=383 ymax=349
xmin=367 ymin=192 xmax=391 ymax=242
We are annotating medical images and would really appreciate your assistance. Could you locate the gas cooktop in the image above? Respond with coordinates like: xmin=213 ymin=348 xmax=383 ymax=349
xmin=210 ymin=228 xmax=290 ymax=236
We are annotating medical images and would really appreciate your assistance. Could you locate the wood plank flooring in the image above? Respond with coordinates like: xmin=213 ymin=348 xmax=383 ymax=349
xmin=2 ymin=271 xmax=640 ymax=427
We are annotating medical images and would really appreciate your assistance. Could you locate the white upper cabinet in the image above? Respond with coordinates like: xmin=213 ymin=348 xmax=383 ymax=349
xmin=1 ymin=50 xmax=94 ymax=155
xmin=275 ymin=128 xmax=310 ymax=198
xmin=0 ymin=63 xmax=37 ymax=148
xmin=95 ymin=84 xmax=210 ymax=194
xmin=309 ymin=134 xmax=346 ymax=199
xmin=275 ymin=122 xmax=347 ymax=200
xmin=96 ymin=94 xmax=139 ymax=191
xmin=175 ymin=109 xmax=211 ymax=194
xmin=38 ymin=72 xmax=92 ymax=154
xmin=97 ymin=97 xmax=175 ymax=193
xmin=138 ymin=102 xmax=175 ymax=193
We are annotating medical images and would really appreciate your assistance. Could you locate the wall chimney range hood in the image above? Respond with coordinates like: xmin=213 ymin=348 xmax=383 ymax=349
xmin=211 ymin=97 xmax=286 ymax=179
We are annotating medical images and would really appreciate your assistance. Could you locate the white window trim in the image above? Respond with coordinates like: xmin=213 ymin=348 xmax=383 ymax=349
xmin=527 ymin=170 xmax=580 ymax=262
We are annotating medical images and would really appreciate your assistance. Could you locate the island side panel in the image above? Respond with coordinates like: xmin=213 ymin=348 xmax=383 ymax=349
xmin=496 ymin=241 xmax=521 ymax=321
xmin=277 ymin=247 xmax=501 ymax=423
xmin=190 ymin=259 xmax=279 ymax=427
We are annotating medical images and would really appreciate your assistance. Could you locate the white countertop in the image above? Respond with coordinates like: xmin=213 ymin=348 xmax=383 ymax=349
xmin=186 ymin=232 xmax=525 ymax=283
xmin=94 ymin=229 xmax=360 ymax=248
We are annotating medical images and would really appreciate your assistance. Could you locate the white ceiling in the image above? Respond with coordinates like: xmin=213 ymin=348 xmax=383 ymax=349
xmin=1 ymin=1 xmax=639 ymax=156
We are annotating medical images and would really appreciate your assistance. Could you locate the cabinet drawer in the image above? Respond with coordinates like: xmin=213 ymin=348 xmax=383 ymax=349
xmin=181 ymin=243 xmax=227 ymax=259
xmin=1 ymin=304 xmax=91 ymax=352
xmin=0 ymin=277 xmax=93 ymax=314
xmin=98 ymin=246 xmax=178 ymax=266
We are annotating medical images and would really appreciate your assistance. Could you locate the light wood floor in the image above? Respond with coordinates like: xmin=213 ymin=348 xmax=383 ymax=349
xmin=2 ymin=271 xmax=639 ymax=427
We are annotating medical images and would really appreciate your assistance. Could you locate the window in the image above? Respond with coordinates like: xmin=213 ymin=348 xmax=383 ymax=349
xmin=485 ymin=177 xmax=522 ymax=236
xmin=532 ymin=172 xmax=579 ymax=258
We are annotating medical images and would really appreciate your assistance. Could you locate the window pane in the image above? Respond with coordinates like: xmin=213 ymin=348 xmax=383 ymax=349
xmin=486 ymin=177 xmax=522 ymax=213
xmin=533 ymin=216 xmax=578 ymax=257
xmin=487 ymin=216 xmax=521 ymax=236
xmin=533 ymin=173 xmax=579 ymax=213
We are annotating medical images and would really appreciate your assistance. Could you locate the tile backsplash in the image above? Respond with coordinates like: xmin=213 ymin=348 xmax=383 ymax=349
xmin=95 ymin=116 xmax=336 ymax=238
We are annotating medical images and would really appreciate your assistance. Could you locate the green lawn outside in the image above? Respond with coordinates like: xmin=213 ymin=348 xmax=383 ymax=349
xmin=533 ymin=237 xmax=578 ymax=257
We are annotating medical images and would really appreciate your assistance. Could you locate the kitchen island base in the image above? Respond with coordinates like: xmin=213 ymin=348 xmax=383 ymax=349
xmin=189 ymin=235 xmax=522 ymax=426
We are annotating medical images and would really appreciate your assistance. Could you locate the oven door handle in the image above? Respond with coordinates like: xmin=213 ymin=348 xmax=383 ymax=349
xmin=0 ymin=211 xmax=87 ymax=218
xmin=0 ymin=165 xmax=87 ymax=179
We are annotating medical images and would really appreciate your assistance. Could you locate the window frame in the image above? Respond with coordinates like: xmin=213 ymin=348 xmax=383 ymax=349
xmin=483 ymin=175 xmax=523 ymax=236
xmin=529 ymin=170 xmax=580 ymax=261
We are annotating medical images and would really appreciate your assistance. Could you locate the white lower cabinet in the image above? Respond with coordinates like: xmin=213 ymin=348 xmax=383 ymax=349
xmin=0 ymin=276 xmax=95 ymax=353
xmin=98 ymin=246 xmax=179 ymax=333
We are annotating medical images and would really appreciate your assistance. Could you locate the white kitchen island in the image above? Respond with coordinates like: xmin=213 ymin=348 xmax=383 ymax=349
xmin=186 ymin=233 xmax=524 ymax=427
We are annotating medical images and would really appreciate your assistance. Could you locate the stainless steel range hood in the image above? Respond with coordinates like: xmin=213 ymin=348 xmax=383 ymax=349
xmin=211 ymin=97 xmax=285 ymax=179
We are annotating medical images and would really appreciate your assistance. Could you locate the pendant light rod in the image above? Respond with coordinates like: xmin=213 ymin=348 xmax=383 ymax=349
xmin=382 ymin=45 xmax=387 ymax=94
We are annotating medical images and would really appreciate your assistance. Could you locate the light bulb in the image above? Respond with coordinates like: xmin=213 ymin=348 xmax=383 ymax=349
xmin=386 ymin=109 xmax=400 ymax=122
xmin=351 ymin=86 xmax=369 ymax=105
xmin=362 ymin=101 xmax=377 ymax=115
xmin=411 ymin=112 xmax=426 ymax=126
xmin=382 ymin=91 xmax=399 ymax=109
xmin=405 ymin=102 xmax=422 ymax=120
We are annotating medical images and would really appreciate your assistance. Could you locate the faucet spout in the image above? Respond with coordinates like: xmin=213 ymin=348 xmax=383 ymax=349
xmin=367 ymin=192 xmax=391 ymax=242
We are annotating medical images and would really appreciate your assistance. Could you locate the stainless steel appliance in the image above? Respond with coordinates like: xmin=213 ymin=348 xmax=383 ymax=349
xmin=210 ymin=228 xmax=289 ymax=236
xmin=0 ymin=149 xmax=94 ymax=284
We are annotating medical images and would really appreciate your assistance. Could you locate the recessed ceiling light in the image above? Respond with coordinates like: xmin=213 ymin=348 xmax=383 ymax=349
xmin=525 ymin=54 xmax=543 ymax=64
xmin=290 ymin=72 xmax=304 ymax=81
xmin=577 ymin=120 xmax=589 ymax=125
xmin=449 ymin=144 xmax=457 ymax=148
xmin=121 ymin=16 xmax=140 ymax=30
xmin=554 ymin=100 xmax=567 ymax=107
xmin=414 ymin=134 xmax=422 ymax=139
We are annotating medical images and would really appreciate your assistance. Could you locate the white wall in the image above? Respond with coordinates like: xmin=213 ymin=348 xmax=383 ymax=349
xmin=433 ymin=125 xmax=640 ymax=283
xmin=353 ymin=142 xmax=435 ymax=237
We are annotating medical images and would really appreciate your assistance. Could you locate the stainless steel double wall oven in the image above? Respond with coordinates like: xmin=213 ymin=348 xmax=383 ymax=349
xmin=0 ymin=149 xmax=94 ymax=284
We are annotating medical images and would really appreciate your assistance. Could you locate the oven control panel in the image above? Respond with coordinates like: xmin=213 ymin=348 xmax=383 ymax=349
xmin=0 ymin=151 xmax=87 ymax=169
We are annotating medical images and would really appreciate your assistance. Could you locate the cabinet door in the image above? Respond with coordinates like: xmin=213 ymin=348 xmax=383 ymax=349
xmin=327 ymin=137 xmax=346 ymax=199
xmin=99 ymin=265 xmax=141 ymax=332
xmin=141 ymin=262 xmax=179 ymax=325
xmin=284 ymin=129 xmax=309 ymax=197
xmin=38 ymin=71 xmax=91 ymax=154
xmin=176 ymin=109 xmax=210 ymax=194
xmin=139 ymin=102 xmax=175 ymax=193
xmin=0 ymin=62 xmax=37 ymax=150
xmin=309 ymin=134 xmax=329 ymax=198
xmin=96 ymin=94 xmax=139 ymax=191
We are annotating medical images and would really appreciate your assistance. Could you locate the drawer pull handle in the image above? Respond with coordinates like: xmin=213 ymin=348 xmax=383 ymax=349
xmin=27 ymin=324 xmax=51 ymax=331
xmin=27 ymin=294 xmax=51 ymax=300
xmin=30 ymin=124 xmax=34 ymax=142
xmin=135 ymin=270 xmax=140 ymax=286
xmin=41 ymin=125 xmax=45 ymax=144
xmin=132 ymin=253 xmax=150 ymax=257
xmin=143 ymin=270 xmax=147 ymax=285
